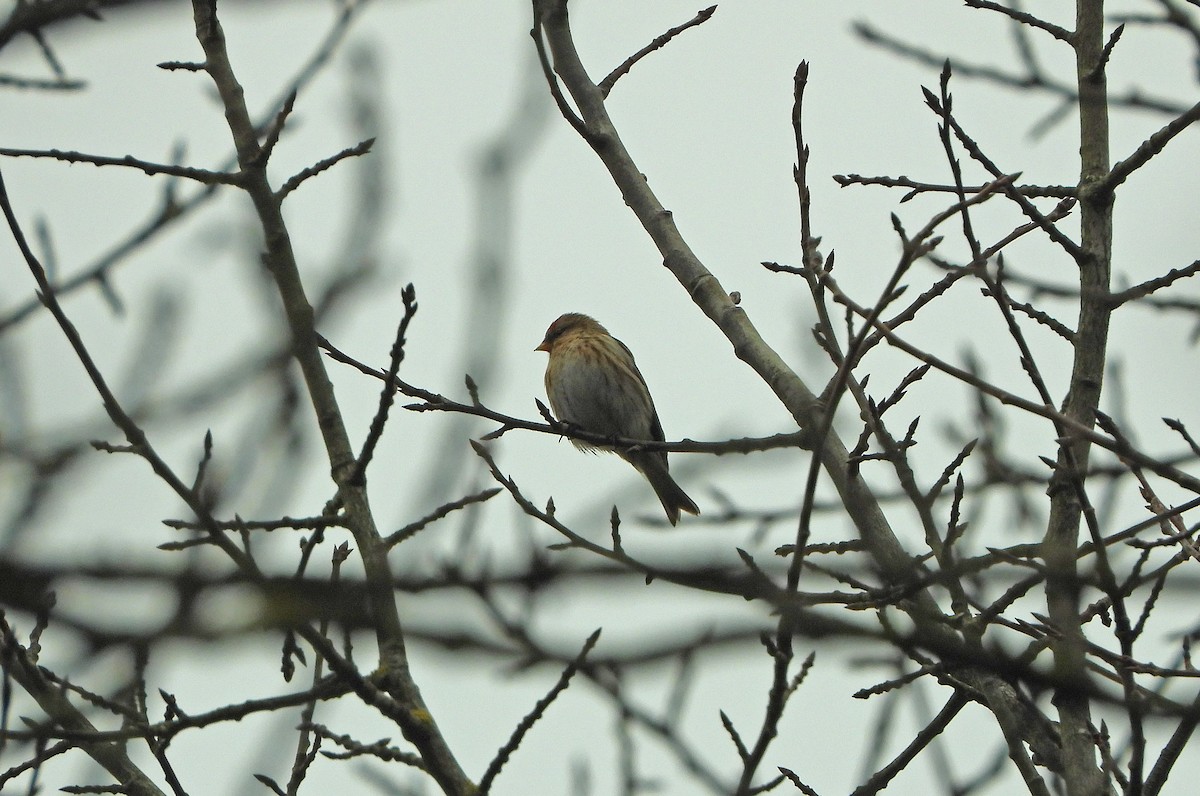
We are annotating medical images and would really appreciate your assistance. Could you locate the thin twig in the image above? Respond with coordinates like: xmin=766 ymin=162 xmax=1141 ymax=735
xmin=0 ymin=146 xmax=239 ymax=183
xmin=350 ymin=283 xmax=417 ymax=486
xmin=319 ymin=333 xmax=810 ymax=455
xmin=384 ymin=488 xmax=502 ymax=548
xmin=478 ymin=629 xmax=601 ymax=793
xmin=1109 ymin=259 xmax=1200 ymax=306
xmin=964 ymin=0 xmax=1072 ymax=41
xmin=598 ymin=6 xmax=717 ymax=97
xmin=276 ymin=137 xmax=375 ymax=199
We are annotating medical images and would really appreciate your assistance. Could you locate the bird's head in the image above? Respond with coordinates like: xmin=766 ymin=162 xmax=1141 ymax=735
xmin=535 ymin=313 xmax=608 ymax=352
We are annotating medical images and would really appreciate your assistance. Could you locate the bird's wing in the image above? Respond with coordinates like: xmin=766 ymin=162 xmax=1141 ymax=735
xmin=614 ymin=337 xmax=667 ymax=446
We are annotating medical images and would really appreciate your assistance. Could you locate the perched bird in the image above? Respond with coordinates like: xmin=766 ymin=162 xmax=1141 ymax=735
xmin=536 ymin=313 xmax=699 ymax=525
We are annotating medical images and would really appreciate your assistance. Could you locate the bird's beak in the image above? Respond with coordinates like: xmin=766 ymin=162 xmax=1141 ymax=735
xmin=535 ymin=340 xmax=550 ymax=353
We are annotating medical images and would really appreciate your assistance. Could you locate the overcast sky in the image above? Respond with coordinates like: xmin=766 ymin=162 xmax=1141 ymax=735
xmin=3 ymin=2 xmax=1200 ymax=793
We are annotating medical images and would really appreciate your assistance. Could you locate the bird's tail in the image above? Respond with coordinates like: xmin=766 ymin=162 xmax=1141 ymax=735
xmin=633 ymin=454 xmax=699 ymax=526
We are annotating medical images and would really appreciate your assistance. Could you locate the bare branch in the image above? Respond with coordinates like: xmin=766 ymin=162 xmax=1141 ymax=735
xmin=276 ymin=137 xmax=375 ymax=199
xmin=0 ymin=146 xmax=239 ymax=184
xmin=598 ymin=5 xmax=717 ymax=97
xmin=319 ymin=332 xmax=811 ymax=455
xmin=964 ymin=0 xmax=1072 ymax=42
xmin=478 ymin=629 xmax=601 ymax=793
xmin=1110 ymin=259 xmax=1200 ymax=306
xmin=1104 ymin=98 xmax=1200 ymax=192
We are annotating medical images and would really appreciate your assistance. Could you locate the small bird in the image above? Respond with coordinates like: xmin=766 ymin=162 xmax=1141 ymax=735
xmin=536 ymin=313 xmax=699 ymax=525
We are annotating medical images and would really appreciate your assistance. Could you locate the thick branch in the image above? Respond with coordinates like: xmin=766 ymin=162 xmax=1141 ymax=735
xmin=1041 ymin=2 xmax=1116 ymax=793
xmin=189 ymin=3 xmax=472 ymax=793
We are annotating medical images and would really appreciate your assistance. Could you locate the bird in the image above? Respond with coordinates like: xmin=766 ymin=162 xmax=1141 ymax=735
xmin=536 ymin=312 xmax=699 ymax=525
